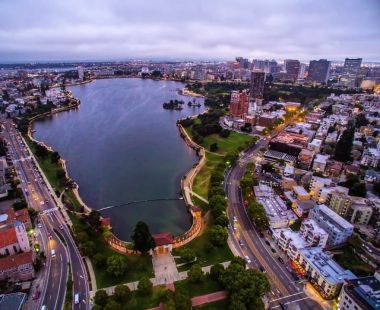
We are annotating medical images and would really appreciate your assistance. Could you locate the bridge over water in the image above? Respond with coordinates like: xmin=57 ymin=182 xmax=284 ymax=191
xmin=98 ymin=197 xmax=184 ymax=211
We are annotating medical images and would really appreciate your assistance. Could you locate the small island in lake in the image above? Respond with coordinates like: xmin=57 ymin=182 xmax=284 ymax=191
xmin=162 ymin=99 xmax=185 ymax=110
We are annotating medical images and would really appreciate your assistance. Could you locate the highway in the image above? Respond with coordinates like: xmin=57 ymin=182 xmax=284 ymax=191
xmin=1 ymin=118 xmax=89 ymax=310
xmin=226 ymin=136 xmax=323 ymax=310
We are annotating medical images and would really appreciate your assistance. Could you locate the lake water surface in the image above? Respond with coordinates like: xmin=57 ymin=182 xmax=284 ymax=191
xmin=33 ymin=78 xmax=204 ymax=240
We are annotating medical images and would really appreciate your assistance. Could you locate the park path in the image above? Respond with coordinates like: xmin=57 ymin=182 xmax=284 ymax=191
xmin=191 ymin=290 xmax=227 ymax=307
xmin=89 ymin=260 xmax=231 ymax=299
xmin=190 ymin=191 xmax=209 ymax=203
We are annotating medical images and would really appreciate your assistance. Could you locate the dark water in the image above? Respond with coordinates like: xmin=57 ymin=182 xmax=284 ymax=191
xmin=33 ymin=78 xmax=204 ymax=241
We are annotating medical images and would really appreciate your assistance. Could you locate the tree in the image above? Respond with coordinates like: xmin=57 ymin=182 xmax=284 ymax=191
xmin=187 ymin=264 xmax=204 ymax=283
xmin=373 ymin=182 xmax=380 ymax=197
xmin=94 ymin=290 xmax=108 ymax=306
xmin=209 ymin=225 xmax=228 ymax=247
xmin=51 ymin=151 xmax=60 ymax=164
xmin=104 ymin=299 xmax=121 ymax=310
xmin=215 ymin=214 xmax=229 ymax=227
xmin=210 ymin=143 xmax=218 ymax=152
xmin=93 ymin=252 xmax=107 ymax=267
xmin=209 ymin=195 xmax=227 ymax=211
xmin=13 ymin=200 xmax=27 ymax=211
xmin=106 ymin=255 xmax=128 ymax=277
xmin=114 ymin=284 xmax=131 ymax=302
xmin=137 ymin=276 xmax=153 ymax=295
xmin=179 ymin=248 xmax=195 ymax=263
xmin=174 ymin=288 xmax=192 ymax=310
xmin=219 ymin=129 xmax=230 ymax=138
xmin=81 ymin=241 xmax=96 ymax=257
xmin=247 ymin=202 xmax=269 ymax=231
xmin=349 ymin=182 xmax=367 ymax=198
xmin=87 ymin=210 xmax=102 ymax=232
xmin=131 ymin=221 xmax=155 ymax=253
xmin=219 ymin=263 xmax=270 ymax=309
xmin=210 ymin=263 xmax=225 ymax=281
xmin=334 ymin=126 xmax=355 ymax=162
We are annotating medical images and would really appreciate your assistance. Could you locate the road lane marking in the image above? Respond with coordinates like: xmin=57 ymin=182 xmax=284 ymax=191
xmin=53 ymin=254 xmax=64 ymax=310
xmin=269 ymin=292 xmax=304 ymax=303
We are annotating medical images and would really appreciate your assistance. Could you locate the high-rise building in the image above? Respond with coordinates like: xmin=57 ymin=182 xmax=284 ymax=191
xmin=250 ymin=71 xmax=265 ymax=100
xmin=307 ymin=59 xmax=331 ymax=84
xmin=235 ymin=57 xmax=250 ymax=69
xmin=229 ymin=90 xmax=249 ymax=117
xmin=340 ymin=58 xmax=362 ymax=88
xmin=298 ymin=63 xmax=307 ymax=79
xmin=285 ymin=60 xmax=301 ymax=82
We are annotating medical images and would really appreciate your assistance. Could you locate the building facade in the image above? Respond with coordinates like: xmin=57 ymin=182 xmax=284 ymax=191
xmin=307 ymin=59 xmax=331 ymax=84
xmin=229 ymin=90 xmax=249 ymax=117
xmin=340 ymin=58 xmax=362 ymax=88
xmin=309 ymin=204 xmax=354 ymax=246
xmin=250 ymin=70 xmax=266 ymax=100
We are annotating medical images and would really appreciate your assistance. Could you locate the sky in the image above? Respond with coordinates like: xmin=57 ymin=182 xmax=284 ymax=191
xmin=0 ymin=0 xmax=379 ymax=62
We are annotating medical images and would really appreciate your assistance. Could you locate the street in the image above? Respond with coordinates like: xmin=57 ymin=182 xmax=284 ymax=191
xmin=1 ymin=118 xmax=89 ymax=310
xmin=226 ymin=136 xmax=323 ymax=310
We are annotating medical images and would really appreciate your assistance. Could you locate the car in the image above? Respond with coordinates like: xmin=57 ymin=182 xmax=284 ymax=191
xmin=51 ymin=249 xmax=56 ymax=258
xmin=74 ymin=293 xmax=80 ymax=305
xmin=33 ymin=290 xmax=41 ymax=300
xmin=238 ymin=240 xmax=244 ymax=247
xmin=233 ymin=216 xmax=237 ymax=222
xmin=259 ymin=232 xmax=264 ymax=238
xmin=265 ymin=240 xmax=271 ymax=246
xmin=48 ymin=233 xmax=52 ymax=239
xmin=37 ymin=223 xmax=42 ymax=228
xmin=244 ymin=256 xmax=251 ymax=264
xmin=59 ymin=225 xmax=64 ymax=230
xmin=259 ymin=265 xmax=266 ymax=273
xmin=277 ymin=257 xmax=284 ymax=264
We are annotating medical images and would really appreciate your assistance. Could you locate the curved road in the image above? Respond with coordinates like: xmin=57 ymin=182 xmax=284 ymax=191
xmin=226 ymin=137 xmax=323 ymax=310
xmin=2 ymin=119 xmax=89 ymax=310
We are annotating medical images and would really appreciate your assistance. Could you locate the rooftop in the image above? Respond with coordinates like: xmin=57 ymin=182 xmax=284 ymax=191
xmin=313 ymin=204 xmax=354 ymax=230
xmin=300 ymin=247 xmax=356 ymax=285
xmin=0 ymin=293 xmax=27 ymax=310
xmin=0 ymin=251 xmax=33 ymax=270
xmin=0 ymin=226 xmax=17 ymax=248
xmin=153 ymin=233 xmax=173 ymax=246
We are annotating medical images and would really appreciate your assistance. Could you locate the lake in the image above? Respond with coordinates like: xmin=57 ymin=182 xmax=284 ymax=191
xmin=33 ymin=78 xmax=205 ymax=241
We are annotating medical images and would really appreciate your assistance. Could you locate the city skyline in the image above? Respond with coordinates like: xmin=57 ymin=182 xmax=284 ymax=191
xmin=0 ymin=0 xmax=379 ymax=62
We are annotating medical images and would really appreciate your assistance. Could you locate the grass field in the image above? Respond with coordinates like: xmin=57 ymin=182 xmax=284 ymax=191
xmin=191 ymin=195 xmax=209 ymax=212
xmin=201 ymin=131 xmax=254 ymax=155
xmin=173 ymin=226 xmax=234 ymax=268
xmin=175 ymin=275 xmax=223 ymax=298
xmin=122 ymin=285 xmax=167 ymax=310
xmin=192 ymin=153 xmax=223 ymax=200
xmin=69 ymin=213 xmax=153 ymax=288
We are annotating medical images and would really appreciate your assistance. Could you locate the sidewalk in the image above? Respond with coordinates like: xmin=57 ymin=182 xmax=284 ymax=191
xmin=191 ymin=290 xmax=227 ymax=307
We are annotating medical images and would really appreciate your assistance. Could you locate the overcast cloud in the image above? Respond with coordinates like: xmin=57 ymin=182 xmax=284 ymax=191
xmin=0 ymin=0 xmax=379 ymax=62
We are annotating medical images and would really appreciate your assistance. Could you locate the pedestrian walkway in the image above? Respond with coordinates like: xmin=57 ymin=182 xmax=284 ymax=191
xmin=191 ymin=290 xmax=227 ymax=307
xmin=152 ymin=253 xmax=180 ymax=284
xmin=190 ymin=191 xmax=209 ymax=204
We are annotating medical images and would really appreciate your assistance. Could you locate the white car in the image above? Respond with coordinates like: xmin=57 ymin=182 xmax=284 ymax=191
xmin=51 ymin=249 xmax=56 ymax=258
xmin=244 ymin=255 xmax=251 ymax=264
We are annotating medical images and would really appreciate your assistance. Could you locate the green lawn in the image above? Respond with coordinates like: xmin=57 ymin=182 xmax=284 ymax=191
xmin=193 ymin=153 xmax=223 ymax=199
xmin=25 ymin=136 xmax=83 ymax=211
xmin=173 ymin=227 xmax=234 ymax=268
xmin=69 ymin=213 xmax=153 ymax=288
xmin=175 ymin=275 xmax=223 ymax=298
xmin=191 ymin=195 xmax=209 ymax=212
xmin=334 ymin=246 xmax=375 ymax=277
xmin=25 ymin=136 xmax=63 ymax=191
xmin=122 ymin=285 xmax=167 ymax=310
xmin=201 ymin=131 xmax=254 ymax=155
xmin=195 ymin=299 xmax=228 ymax=309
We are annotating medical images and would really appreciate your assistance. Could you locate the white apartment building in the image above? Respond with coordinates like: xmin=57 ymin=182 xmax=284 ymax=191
xmin=309 ymin=204 xmax=354 ymax=246
xmin=298 ymin=247 xmax=356 ymax=299
xmin=312 ymin=154 xmax=330 ymax=173
xmin=309 ymin=176 xmax=333 ymax=202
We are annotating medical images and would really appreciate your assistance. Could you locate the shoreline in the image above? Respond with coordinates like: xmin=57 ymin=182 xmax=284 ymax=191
xmin=28 ymin=78 xmax=206 ymax=247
